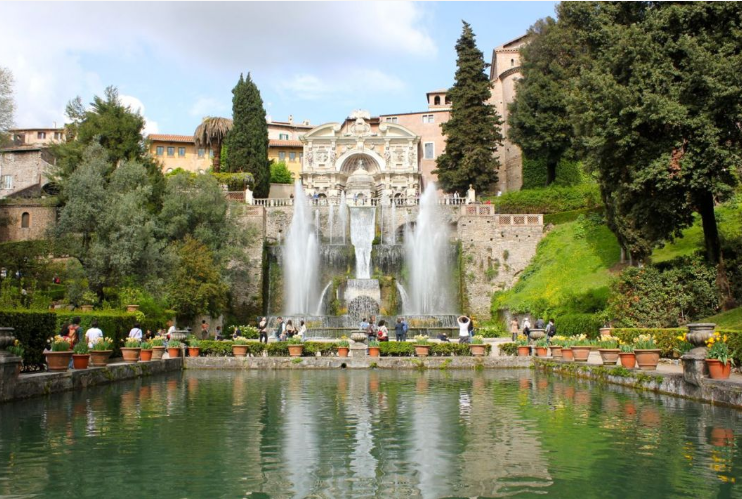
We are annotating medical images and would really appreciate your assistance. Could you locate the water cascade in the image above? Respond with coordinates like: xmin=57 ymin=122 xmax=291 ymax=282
xmin=391 ymin=201 xmax=396 ymax=245
xmin=314 ymin=209 xmax=320 ymax=242
xmin=283 ymin=181 xmax=320 ymax=314
xmin=328 ymin=203 xmax=334 ymax=244
xmin=404 ymin=183 xmax=453 ymax=314
xmin=339 ymin=192 xmax=347 ymax=245
xmin=314 ymin=281 xmax=332 ymax=315
xmin=396 ymin=281 xmax=410 ymax=313
xmin=349 ymin=207 xmax=376 ymax=279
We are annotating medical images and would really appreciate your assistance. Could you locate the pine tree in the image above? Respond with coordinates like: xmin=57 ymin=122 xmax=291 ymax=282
xmin=224 ymin=73 xmax=270 ymax=197
xmin=434 ymin=22 xmax=503 ymax=194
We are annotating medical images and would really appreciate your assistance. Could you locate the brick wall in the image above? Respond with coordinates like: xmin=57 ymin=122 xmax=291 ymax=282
xmin=0 ymin=204 xmax=57 ymax=242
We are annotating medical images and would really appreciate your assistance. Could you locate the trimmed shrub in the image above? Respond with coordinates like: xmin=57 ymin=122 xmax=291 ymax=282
xmin=490 ymin=184 xmax=601 ymax=215
xmin=558 ymin=314 xmax=606 ymax=339
xmin=499 ymin=343 xmax=518 ymax=356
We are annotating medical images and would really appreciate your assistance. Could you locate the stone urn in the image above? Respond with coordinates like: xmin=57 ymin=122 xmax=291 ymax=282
xmin=529 ymin=329 xmax=546 ymax=341
xmin=685 ymin=323 xmax=716 ymax=355
xmin=682 ymin=323 xmax=716 ymax=386
xmin=350 ymin=333 xmax=367 ymax=344
xmin=0 ymin=328 xmax=16 ymax=356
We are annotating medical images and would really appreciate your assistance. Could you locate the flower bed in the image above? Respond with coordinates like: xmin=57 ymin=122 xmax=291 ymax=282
xmin=194 ymin=340 xmax=490 ymax=357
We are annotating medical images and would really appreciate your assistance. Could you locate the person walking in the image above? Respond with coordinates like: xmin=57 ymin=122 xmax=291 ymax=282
xmin=510 ymin=318 xmax=519 ymax=341
xmin=522 ymin=317 xmax=532 ymax=339
xmin=401 ymin=317 xmax=409 ymax=341
xmin=200 ymin=320 xmax=210 ymax=340
xmin=128 ymin=323 xmax=143 ymax=341
xmin=394 ymin=318 xmax=405 ymax=342
xmin=258 ymin=317 xmax=268 ymax=344
xmin=359 ymin=317 xmax=369 ymax=331
xmin=545 ymin=319 xmax=556 ymax=344
xmin=274 ymin=317 xmax=285 ymax=341
xmin=85 ymin=320 xmax=103 ymax=348
xmin=457 ymin=316 xmax=471 ymax=344
xmin=535 ymin=317 xmax=545 ymax=330
xmin=377 ymin=320 xmax=389 ymax=341
xmin=298 ymin=320 xmax=307 ymax=341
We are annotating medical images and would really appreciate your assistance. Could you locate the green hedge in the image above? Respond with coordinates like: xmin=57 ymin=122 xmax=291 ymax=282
xmin=378 ymin=342 xmax=490 ymax=357
xmin=606 ymin=328 xmax=741 ymax=361
xmin=195 ymin=340 xmax=489 ymax=357
xmin=558 ymin=314 xmax=606 ymax=339
xmin=489 ymin=184 xmax=602 ymax=215
xmin=499 ymin=343 xmax=518 ymax=356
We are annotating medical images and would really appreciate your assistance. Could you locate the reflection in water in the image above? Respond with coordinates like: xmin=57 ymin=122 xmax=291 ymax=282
xmin=1 ymin=370 xmax=742 ymax=498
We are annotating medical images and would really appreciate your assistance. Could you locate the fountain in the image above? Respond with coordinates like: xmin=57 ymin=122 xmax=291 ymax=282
xmin=328 ymin=202 xmax=334 ymax=244
xmin=282 ymin=181 xmax=320 ymax=314
xmin=349 ymin=207 xmax=375 ymax=279
xmin=339 ymin=191 xmax=347 ymax=245
xmin=404 ymin=183 xmax=453 ymax=314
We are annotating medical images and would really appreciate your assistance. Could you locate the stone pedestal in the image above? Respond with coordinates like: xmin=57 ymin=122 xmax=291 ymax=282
xmin=682 ymin=354 xmax=708 ymax=387
xmin=350 ymin=333 xmax=368 ymax=358
xmin=0 ymin=355 xmax=22 ymax=403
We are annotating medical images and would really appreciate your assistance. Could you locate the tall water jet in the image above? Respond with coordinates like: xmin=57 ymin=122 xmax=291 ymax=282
xmin=404 ymin=183 xmax=453 ymax=314
xmin=349 ymin=207 xmax=375 ymax=279
xmin=283 ymin=181 xmax=319 ymax=314
xmin=314 ymin=209 xmax=320 ymax=242
xmin=391 ymin=201 xmax=396 ymax=245
xmin=328 ymin=202 xmax=334 ymax=244
xmin=396 ymin=281 xmax=410 ymax=313
xmin=314 ymin=281 xmax=332 ymax=315
xmin=339 ymin=192 xmax=347 ymax=245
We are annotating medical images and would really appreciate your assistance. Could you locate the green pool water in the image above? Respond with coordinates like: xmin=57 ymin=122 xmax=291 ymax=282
xmin=1 ymin=369 xmax=741 ymax=498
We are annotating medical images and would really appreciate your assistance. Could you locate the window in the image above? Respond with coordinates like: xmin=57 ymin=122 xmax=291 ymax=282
xmin=445 ymin=96 xmax=451 ymax=105
xmin=1 ymin=175 xmax=12 ymax=190
xmin=167 ymin=147 xmax=175 ymax=157
xmin=422 ymin=114 xmax=434 ymax=124
xmin=511 ymin=58 xmax=515 ymax=67
xmin=434 ymin=96 xmax=441 ymax=105
xmin=289 ymin=152 xmax=296 ymax=162
xmin=279 ymin=151 xmax=286 ymax=161
xmin=37 ymin=132 xmax=46 ymax=139
xmin=423 ymin=142 xmax=435 ymax=159
xmin=198 ymin=148 xmax=205 ymax=158
xmin=178 ymin=147 xmax=186 ymax=157
xmin=385 ymin=117 xmax=398 ymax=124
xmin=279 ymin=133 xmax=289 ymax=140
xmin=156 ymin=146 xmax=164 ymax=156
xmin=21 ymin=212 xmax=30 ymax=229
xmin=54 ymin=132 xmax=63 ymax=140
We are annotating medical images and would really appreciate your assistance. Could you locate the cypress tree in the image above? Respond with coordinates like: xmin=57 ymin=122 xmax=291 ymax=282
xmin=434 ymin=21 xmax=503 ymax=194
xmin=225 ymin=73 xmax=270 ymax=197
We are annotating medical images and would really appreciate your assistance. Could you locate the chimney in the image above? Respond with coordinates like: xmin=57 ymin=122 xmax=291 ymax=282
xmin=288 ymin=115 xmax=294 ymax=124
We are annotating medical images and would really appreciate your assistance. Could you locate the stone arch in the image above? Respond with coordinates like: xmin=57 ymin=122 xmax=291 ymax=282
xmin=335 ymin=149 xmax=387 ymax=173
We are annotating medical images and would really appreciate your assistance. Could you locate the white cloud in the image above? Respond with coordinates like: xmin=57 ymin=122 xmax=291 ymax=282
xmin=280 ymin=69 xmax=405 ymax=102
xmin=119 ymin=94 xmax=158 ymax=135
xmin=189 ymin=97 xmax=228 ymax=118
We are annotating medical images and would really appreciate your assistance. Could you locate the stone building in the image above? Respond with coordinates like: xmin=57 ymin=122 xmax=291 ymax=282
xmin=0 ymin=202 xmax=56 ymax=243
xmin=0 ymin=146 xmax=55 ymax=199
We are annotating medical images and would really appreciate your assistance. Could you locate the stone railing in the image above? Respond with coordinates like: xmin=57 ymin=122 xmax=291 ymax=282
xmin=250 ymin=196 xmax=470 ymax=208
xmin=460 ymin=205 xmax=543 ymax=225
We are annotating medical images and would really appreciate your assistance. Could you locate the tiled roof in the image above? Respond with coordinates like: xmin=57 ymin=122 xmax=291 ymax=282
xmin=269 ymin=140 xmax=303 ymax=148
xmin=148 ymin=134 xmax=194 ymax=143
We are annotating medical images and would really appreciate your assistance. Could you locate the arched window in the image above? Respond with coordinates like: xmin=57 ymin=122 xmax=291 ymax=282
xmin=21 ymin=212 xmax=30 ymax=228
xmin=434 ymin=95 xmax=441 ymax=105
xmin=445 ymin=96 xmax=451 ymax=105
xmin=511 ymin=58 xmax=515 ymax=67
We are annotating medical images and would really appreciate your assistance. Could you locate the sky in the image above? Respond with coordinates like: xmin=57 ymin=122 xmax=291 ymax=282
xmin=0 ymin=1 xmax=558 ymax=136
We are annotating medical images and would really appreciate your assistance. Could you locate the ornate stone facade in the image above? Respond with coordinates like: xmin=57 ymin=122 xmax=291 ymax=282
xmin=300 ymin=110 xmax=421 ymax=201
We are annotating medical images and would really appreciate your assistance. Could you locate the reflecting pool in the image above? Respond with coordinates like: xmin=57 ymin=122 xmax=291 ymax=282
xmin=2 ymin=369 xmax=742 ymax=498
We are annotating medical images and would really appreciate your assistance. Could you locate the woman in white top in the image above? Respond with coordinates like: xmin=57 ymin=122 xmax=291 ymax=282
xmin=128 ymin=323 xmax=143 ymax=340
xmin=458 ymin=316 xmax=471 ymax=344
xmin=298 ymin=320 xmax=307 ymax=341
xmin=85 ymin=320 xmax=103 ymax=348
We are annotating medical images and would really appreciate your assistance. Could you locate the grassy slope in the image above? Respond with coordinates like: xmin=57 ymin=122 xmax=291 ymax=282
xmin=492 ymin=219 xmax=621 ymax=314
xmin=704 ymin=307 xmax=742 ymax=330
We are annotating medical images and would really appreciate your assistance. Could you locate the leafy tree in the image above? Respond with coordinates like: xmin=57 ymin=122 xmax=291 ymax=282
xmin=0 ymin=66 xmax=14 ymax=144
xmin=270 ymin=161 xmax=294 ymax=184
xmin=168 ymin=236 xmax=228 ymax=321
xmin=224 ymin=73 xmax=270 ymax=197
xmin=434 ymin=22 xmax=503 ymax=194
xmin=193 ymin=116 xmax=232 ymax=173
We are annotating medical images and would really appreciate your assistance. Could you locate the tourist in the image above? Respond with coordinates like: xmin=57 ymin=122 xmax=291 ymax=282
xmin=457 ymin=316 xmax=471 ymax=344
xmin=258 ymin=317 xmax=268 ymax=343
xmin=510 ymin=317 xmax=519 ymax=341
xmin=522 ymin=317 xmax=531 ymax=339
xmin=128 ymin=323 xmax=143 ymax=340
xmin=274 ymin=317 xmax=285 ymax=341
xmin=298 ymin=320 xmax=307 ymax=341
xmin=285 ymin=320 xmax=296 ymax=338
xmin=215 ymin=326 xmax=223 ymax=341
xmin=232 ymin=326 xmax=242 ymax=339
xmin=145 ymin=329 xmax=154 ymax=340
xmin=166 ymin=320 xmax=177 ymax=341
xmin=85 ymin=320 xmax=103 ymax=348
xmin=68 ymin=317 xmax=83 ymax=345
xmin=438 ymin=332 xmax=450 ymax=342
xmin=545 ymin=319 xmax=556 ymax=343
xmin=401 ymin=317 xmax=409 ymax=341
xmin=467 ymin=316 xmax=475 ymax=337
xmin=395 ymin=318 xmax=405 ymax=342
xmin=535 ymin=317 xmax=545 ymax=330
xmin=366 ymin=317 xmax=377 ymax=341
xmin=200 ymin=320 xmax=210 ymax=340
xmin=377 ymin=320 xmax=389 ymax=341
xmin=359 ymin=317 xmax=369 ymax=331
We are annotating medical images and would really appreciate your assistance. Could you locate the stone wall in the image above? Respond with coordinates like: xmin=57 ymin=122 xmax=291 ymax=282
xmin=229 ymin=204 xmax=268 ymax=320
xmin=0 ymin=148 xmax=53 ymax=198
xmin=0 ymin=203 xmax=57 ymax=242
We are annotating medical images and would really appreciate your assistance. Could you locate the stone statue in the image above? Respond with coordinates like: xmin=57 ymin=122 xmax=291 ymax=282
xmin=306 ymin=150 xmax=313 ymax=167
xmin=384 ymin=147 xmax=391 ymax=164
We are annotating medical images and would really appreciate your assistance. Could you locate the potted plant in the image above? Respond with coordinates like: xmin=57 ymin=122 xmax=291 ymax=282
xmin=633 ymin=334 xmax=661 ymax=370
xmin=151 ymin=336 xmax=166 ymax=360
xmin=7 ymin=340 xmax=25 ymax=374
xmin=571 ymin=335 xmax=591 ymax=362
xmin=187 ymin=336 xmax=201 ymax=358
xmin=72 ymin=341 xmax=90 ymax=369
xmin=140 ymin=341 xmax=153 ymax=362
xmin=337 ymin=337 xmax=350 ymax=358
xmin=561 ymin=340 xmax=574 ymax=361
xmin=469 ymin=335 xmax=487 ymax=357
xmin=534 ymin=338 xmax=549 ymax=357
xmin=121 ymin=338 xmax=142 ymax=363
xmin=706 ymin=332 xmax=734 ymax=380
xmin=414 ymin=335 xmax=431 ymax=357
xmin=515 ymin=335 xmax=530 ymax=357
xmin=597 ymin=336 xmax=620 ymax=365
xmin=167 ymin=339 xmax=183 ymax=358
xmin=618 ymin=343 xmax=636 ymax=368
xmin=79 ymin=290 xmax=98 ymax=312
xmin=232 ymin=337 xmax=249 ymax=357
xmin=45 ymin=335 xmax=73 ymax=371
xmin=549 ymin=336 xmax=564 ymax=358
xmin=287 ymin=336 xmax=304 ymax=357
xmin=90 ymin=337 xmax=114 ymax=367
xmin=368 ymin=340 xmax=380 ymax=358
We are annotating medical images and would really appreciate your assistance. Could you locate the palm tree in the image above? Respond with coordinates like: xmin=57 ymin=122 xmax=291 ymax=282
xmin=193 ymin=117 xmax=232 ymax=173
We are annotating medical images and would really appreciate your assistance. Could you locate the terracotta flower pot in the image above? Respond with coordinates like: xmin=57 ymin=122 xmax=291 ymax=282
xmin=126 ymin=304 xmax=139 ymax=313
xmin=167 ymin=347 xmax=181 ymax=358
xmin=72 ymin=354 xmax=90 ymax=369
xmin=598 ymin=349 xmax=620 ymax=365
xmin=470 ymin=344 xmax=487 ymax=357
xmin=550 ymin=346 xmax=563 ymax=358
xmin=535 ymin=346 xmax=548 ymax=357
xmin=368 ymin=346 xmax=380 ymax=357
xmin=121 ymin=347 xmax=141 ymax=363
xmin=232 ymin=345 xmax=248 ymax=357
xmin=287 ymin=345 xmax=303 ymax=357
xmin=337 ymin=347 xmax=349 ymax=358
xmin=710 ymin=427 xmax=734 ymax=447
xmin=706 ymin=359 xmax=732 ymax=380
xmin=562 ymin=348 xmax=574 ymax=361
xmin=151 ymin=346 xmax=165 ymax=360
xmin=517 ymin=346 xmax=531 ymax=357
xmin=619 ymin=352 xmax=636 ymax=369
xmin=140 ymin=349 xmax=153 ymax=362
xmin=89 ymin=350 xmax=112 ymax=367
xmin=415 ymin=345 xmax=431 ymax=357
xmin=572 ymin=346 xmax=591 ymax=362
xmin=45 ymin=351 xmax=73 ymax=371
xmin=634 ymin=349 xmax=661 ymax=370
xmin=188 ymin=347 xmax=201 ymax=358
xmin=80 ymin=305 xmax=93 ymax=312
